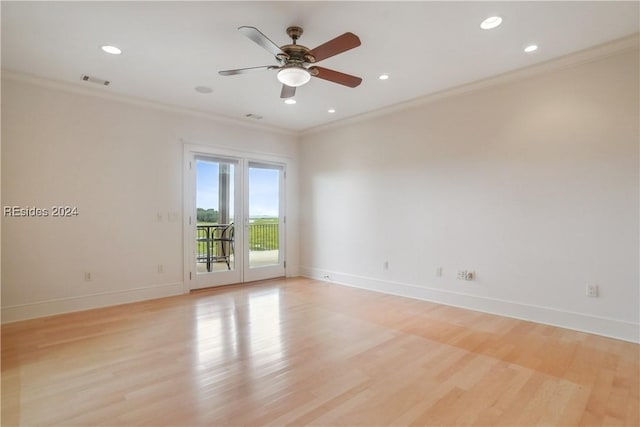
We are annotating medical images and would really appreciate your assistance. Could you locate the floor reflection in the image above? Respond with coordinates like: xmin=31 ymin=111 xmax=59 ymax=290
xmin=193 ymin=287 xmax=284 ymax=371
xmin=247 ymin=290 xmax=283 ymax=362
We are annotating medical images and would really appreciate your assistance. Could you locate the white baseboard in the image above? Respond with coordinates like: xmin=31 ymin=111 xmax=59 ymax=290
xmin=286 ymin=264 xmax=300 ymax=278
xmin=1 ymin=282 xmax=184 ymax=323
xmin=300 ymin=267 xmax=639 ymax=344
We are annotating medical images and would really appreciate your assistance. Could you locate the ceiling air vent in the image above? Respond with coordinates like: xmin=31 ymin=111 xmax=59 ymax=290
xmin=82 ymin=75 xmax=110 ymax=86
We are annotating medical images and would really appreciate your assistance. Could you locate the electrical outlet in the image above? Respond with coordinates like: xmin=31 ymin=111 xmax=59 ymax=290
xmin=84 ymin=272 xmax=91 ymax=282
xmin=383 ymin=261 xmax=389 ymax=270
xmin=435 ymin=267 xmax=442 ymax=277
xmin=457 ymin=270 xmax=474 ymax=281
xmin=158 ymin=264 xmax=164 ymax=273
xmin=323 ymin=275 xmax=330 ymax=281
xmin=586 ymin=284 xmax=598 ymax=297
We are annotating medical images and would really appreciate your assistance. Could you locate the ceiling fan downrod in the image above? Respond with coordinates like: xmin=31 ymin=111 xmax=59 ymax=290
xmin=286 ymin=26 xmax=303 ymax=44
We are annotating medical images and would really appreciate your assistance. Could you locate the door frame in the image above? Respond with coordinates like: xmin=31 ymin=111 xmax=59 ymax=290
xmin=182 ymin=142 xmax=289 ymax=293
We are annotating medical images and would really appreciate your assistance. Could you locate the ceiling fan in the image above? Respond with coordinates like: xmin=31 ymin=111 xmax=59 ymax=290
xmin=219 ymin=26 xmax=362 ymax=99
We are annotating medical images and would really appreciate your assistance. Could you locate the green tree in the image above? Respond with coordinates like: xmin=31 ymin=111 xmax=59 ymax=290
xmin=197 ymin=208 xmax=219 ymax=223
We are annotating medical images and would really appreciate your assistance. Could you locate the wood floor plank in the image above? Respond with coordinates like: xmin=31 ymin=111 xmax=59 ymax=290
xmin=2 ymin=277 xmax=638 ymax=426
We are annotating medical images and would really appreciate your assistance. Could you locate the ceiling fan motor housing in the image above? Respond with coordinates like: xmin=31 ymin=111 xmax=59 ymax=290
xmin=279 ymin=43 xmax=315 ymax=64
xmin=280 ymin=27 xmax=316 ymax=63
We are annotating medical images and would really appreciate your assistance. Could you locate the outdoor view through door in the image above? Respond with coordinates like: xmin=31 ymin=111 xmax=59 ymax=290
xmin=195 ymin=158 xmax=238 ymax=286
xmin=248 ymin=164 xmax=281 ymax=270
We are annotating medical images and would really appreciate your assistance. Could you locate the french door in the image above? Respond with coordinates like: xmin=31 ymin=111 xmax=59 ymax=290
xmin=185 ymin=150 xmax=285 ymax=290
xmin=244 ymin=162 xmax=286 ymax=282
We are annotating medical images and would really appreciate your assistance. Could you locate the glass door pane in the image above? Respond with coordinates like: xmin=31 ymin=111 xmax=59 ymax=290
xmin=193 ymin=156 xmax=240 ymax=288
xmin=245 ymin=162 xmax=285 ymax=281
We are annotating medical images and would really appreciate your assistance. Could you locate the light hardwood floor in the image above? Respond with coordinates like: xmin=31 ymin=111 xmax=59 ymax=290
xmin=2 ymin=277 xmax=638 ymax=426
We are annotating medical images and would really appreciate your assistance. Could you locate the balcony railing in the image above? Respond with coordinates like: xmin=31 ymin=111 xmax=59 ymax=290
xmin=196 ymin=222 xmax=278 ymax=263
xmin=249 ymin=222 xmax=279 ymax=251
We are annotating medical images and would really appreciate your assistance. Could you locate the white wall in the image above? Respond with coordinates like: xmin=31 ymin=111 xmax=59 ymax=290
xmin=299 ymin=48 xmax=639 ymax=342
xmin=1 ymin=75 xmax=299 ymax=321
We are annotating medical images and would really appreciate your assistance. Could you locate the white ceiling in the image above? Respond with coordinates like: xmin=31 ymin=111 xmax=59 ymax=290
xmin=2 ymin=1 xmax=638 ymax=132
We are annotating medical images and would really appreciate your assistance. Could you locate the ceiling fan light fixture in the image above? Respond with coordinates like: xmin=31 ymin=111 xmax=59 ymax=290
xmin=277 ymin=66 xmax=311 ymax=87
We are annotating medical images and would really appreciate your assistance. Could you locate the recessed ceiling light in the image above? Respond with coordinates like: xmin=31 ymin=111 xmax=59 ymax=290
xmin=328 ymin=109 xmax=336 ymax=113
xmin=284 ymin=99 xmax=296 ymax=105
xmin=480 ymin=16 xmax=502 ymax=30
xmin=194 ymin=86 xmax=213 ymax=94
xmin=101 ymin=45 xmax=122 ymax=55
xmin=379 ymin=74 xmax=389 ymax=80
xmin=524 ymin=44 xmax=538 ymax=53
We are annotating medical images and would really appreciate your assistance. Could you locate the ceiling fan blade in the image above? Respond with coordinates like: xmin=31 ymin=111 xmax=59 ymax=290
xmin=308 ymin=32 xmax=361 ymax=62
xmin=280 ymin=84 xmax=296 ymax=99
xmin=238 ymin=26 xmax=286 ymax=58
xmin=310 ymin=66 xmax=362 ymax=88
xmin=218 ymin=65 xmax=275 ymax=76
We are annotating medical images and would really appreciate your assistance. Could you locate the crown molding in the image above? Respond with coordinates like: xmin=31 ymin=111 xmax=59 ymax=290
xmin=301 ymin=33 xmax=639 ymax=136
xmin=3 ymin=33 xmax=637 ymax=138
xmin=0 ymin=69 xmax=298 ymax=137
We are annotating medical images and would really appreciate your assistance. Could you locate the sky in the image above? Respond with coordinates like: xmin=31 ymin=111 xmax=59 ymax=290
xmin=196 ymin=160 xmax=280 ymax=218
